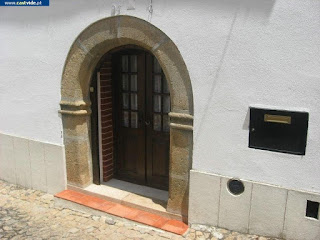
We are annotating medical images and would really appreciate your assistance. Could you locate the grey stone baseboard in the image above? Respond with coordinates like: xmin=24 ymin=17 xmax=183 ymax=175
xmin=189 ymin=169 xmax=320 ymax=240
xmin=0 ymin=132 xmax=66 ymax=194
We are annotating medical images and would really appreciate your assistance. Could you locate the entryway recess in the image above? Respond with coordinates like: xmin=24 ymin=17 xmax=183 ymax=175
xmin=60 ymin=15 xmax=193 ymax=219
xmin=92 ymin=47 xmax=170 ymax=191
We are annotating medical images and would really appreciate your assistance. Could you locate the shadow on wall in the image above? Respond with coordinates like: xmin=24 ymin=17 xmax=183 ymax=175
xmin=242 ymin=109 xmax=250 ymax=130
xmin=0 ymin=0 xmax=276 ymax=23
xmin=194 ymin=0 xmax=275 ymax=142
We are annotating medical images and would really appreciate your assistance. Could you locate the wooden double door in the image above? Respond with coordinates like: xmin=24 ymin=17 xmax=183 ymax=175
xmin=113 ymin=49 xmax=170 ymax=190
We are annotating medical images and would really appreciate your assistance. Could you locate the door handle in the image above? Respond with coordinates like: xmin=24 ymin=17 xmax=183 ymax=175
xmin=145 ymin=120 xmax=151 ymax=126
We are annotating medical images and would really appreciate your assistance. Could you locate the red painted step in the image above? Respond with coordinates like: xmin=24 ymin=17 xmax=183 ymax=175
xmin=55 ymin=190 xmax=188 ymax=235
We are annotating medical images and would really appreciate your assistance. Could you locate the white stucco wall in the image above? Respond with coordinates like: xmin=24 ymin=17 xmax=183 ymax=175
xmin=0 ymin=0 xmax=319 ymax=193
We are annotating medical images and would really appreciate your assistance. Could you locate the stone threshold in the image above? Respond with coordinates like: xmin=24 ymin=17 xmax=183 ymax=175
xmin=67 ymin=179 xmax=183 ymax=221
xmin=54 ymin=189 xmax=189 ymax=235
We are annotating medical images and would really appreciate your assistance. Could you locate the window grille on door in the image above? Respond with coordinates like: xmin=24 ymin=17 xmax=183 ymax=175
xmin=121 ymin=55 xmax=139 ymax=128
xmin=152 ymin=56 xmax=170 ymax=132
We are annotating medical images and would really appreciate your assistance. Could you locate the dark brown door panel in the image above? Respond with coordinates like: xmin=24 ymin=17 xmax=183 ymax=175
xmin=113 ymin=48 xmax=169 ymax=190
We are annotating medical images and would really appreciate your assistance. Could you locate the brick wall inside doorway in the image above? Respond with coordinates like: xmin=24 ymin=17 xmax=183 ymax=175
xmin=98 ymin=55 xmax=114 ymax=182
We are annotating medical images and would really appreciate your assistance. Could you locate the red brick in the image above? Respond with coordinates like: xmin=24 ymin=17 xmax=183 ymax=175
xmin=100 ymin=80 xmax=112 ymax=87
xmin=100 ymin=107 xmax=112 ymax=113
xmin=103 ymin=175 xmax=113 ymax=182
xmin=100 ymin=86 xmax=112 ymax=92
xmin=103 ymin=164 xmax=113 ymax=171
xmin=100 ymin=98 xmax=112 ymax=105
xmin=102 ymin=160 xmax=113 ymax=166
xmin=100 ymin=91 xmax=112 ymax=99
xmin=99 ymin=58 xmax=115 ymax=182
xmin=102 ymin=149 xmax=113 ymax=156
xmin=101 ymin=114 xmax=113 ymax=122
xmin=100 ymin=103 xmax=112 ymax=110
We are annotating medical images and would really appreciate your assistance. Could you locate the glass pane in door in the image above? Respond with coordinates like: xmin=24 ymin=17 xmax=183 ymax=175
xmin=122 ymin=111 xmax=129 ymax=127
xmin=131 ymin=75 xmax=137 ymax=91
xmin=153 ymin=95 xmax=161 ymax=112
xmin=153 ymin=57 xmax=161 ymax=73
xmin=131 ymin=93 xmax=138 ymax=110
xmin=163 ymin=115 xmax=170 ymax=132
xmin=154 ymin=75 xmax=161 ymax=93
xmin=131 ymin=112 xmax=138 ymax=128
xmin=122 ymin=93 xmax=129 ymax=109
xmin=122 ymin=74 xmax=129 ymax=91
xmin=130 ymin=55 xmax=137 ymax=72
xmin=153 ymin=114 xmax=162 ymax=131
xmin=122 ymin=55 xmax=128 ymax=72
xmin=163 ymin=77 xmax=169 ymax=94
xmin=163 ymin=96 xmax=170 ymax=113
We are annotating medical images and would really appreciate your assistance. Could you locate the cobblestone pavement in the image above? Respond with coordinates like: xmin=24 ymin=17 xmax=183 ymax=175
xmin=0 ymin=180 xmax=280 ymax=240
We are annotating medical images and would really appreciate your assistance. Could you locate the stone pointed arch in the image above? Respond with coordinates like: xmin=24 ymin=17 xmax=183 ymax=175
xmin=60 ymin=16 xmax=193 ymax=218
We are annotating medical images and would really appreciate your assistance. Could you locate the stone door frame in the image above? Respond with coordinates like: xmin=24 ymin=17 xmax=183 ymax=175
xmin=60 ymin=16 xmax=193 ymax=218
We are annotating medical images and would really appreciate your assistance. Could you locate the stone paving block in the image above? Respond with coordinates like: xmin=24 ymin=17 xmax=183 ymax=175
xmin=0 ymin=180 xmax=279 ymax=240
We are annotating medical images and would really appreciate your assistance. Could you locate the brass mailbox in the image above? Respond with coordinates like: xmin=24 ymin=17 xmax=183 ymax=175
xmin=264 ymin=114 xmax=291 ymax=124
xmin=249 ymin=108 xmax=309 ymax=155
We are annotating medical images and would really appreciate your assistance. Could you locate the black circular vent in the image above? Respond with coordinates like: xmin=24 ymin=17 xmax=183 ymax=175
xmin=228 ymin=179 xmax=245 ymax=195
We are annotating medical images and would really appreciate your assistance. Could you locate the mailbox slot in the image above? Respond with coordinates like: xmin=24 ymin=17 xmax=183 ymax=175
xmin=249 ymin=108 xmax=309 ymax=155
